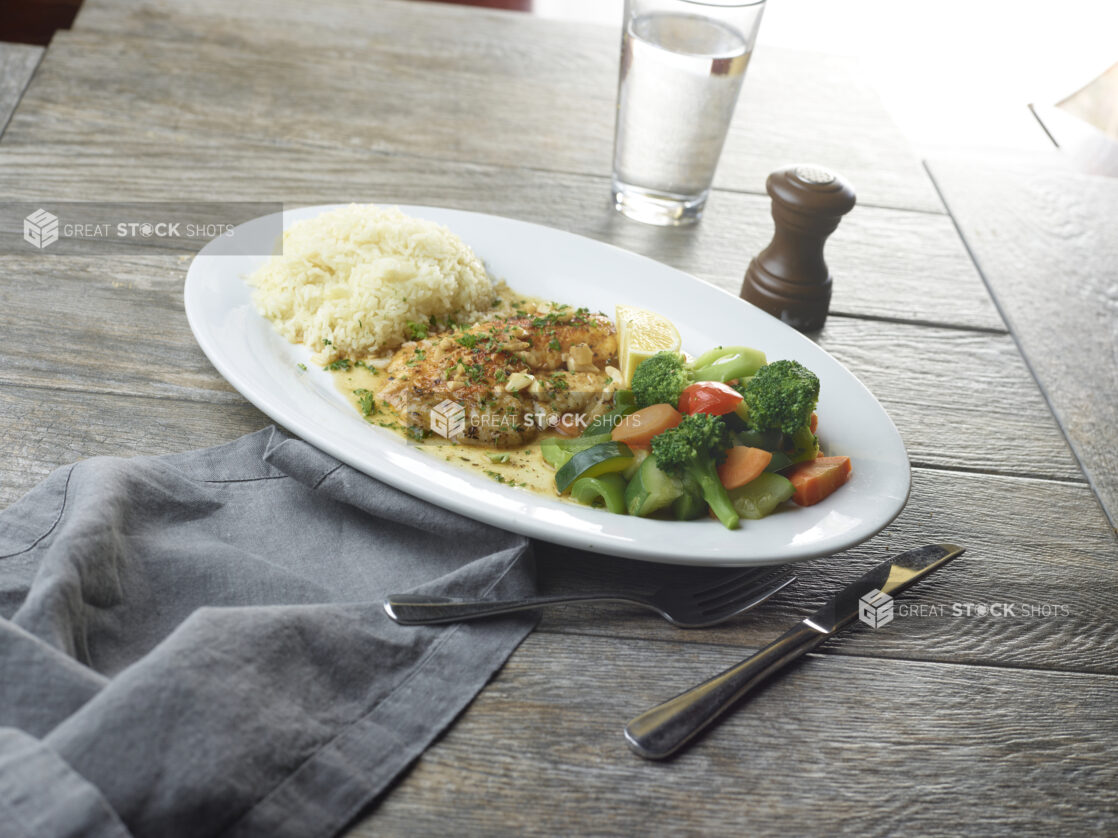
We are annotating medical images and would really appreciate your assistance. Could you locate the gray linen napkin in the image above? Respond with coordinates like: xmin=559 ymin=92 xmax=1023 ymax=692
xmin=0 ymin=427 xmax=536 ymax=838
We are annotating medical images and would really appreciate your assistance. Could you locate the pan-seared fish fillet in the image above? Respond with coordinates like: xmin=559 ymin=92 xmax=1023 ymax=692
xmin=381 ymin=307 xmax=619 ymax=446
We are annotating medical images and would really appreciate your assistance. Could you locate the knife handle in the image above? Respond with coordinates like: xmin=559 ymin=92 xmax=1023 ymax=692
xmin=624 ymin=621 xmax=829 ymax=760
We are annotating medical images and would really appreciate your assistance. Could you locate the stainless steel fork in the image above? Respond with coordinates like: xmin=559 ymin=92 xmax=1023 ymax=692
xmin=383 ymin=566 xmax=795 ymax=628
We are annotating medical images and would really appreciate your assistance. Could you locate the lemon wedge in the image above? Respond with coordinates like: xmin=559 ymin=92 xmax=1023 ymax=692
xmin=616 ymin=305 xmax=682 ymax=386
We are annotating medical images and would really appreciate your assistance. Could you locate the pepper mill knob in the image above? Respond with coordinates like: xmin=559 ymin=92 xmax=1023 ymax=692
xmin=740 ymin=165 xmax=856 ymax=332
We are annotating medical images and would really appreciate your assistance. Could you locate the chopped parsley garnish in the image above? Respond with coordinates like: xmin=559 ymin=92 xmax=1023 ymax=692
xmin=296 ymin=363 xmax=307 ymax=371
xmin=531 ymin=313 xmax=560 ymax=329
xmin=326 ymin=358 xmax=352 ymax=371
xmin=405 ymin=320 xmax=428 ymax=340
xmin=456 ymin=334 xmax=479 ymax=349
xmin=486 ymin=452 xmax=510 ymax=464
xmin=353 ymin=388 xmax=377 ymax=417
xmin=548 ymin=337 xmax=561 ymax=352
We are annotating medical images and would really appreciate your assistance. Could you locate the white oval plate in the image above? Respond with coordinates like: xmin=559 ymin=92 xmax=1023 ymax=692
xmin=185 ymin=204 xmax=909 ymax=566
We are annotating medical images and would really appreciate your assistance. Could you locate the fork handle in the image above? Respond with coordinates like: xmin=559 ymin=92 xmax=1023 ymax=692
xmin=384 ymin=593 xmax=631 ymax=625
xmin=624 ymin=620 xmax=829 ymax=760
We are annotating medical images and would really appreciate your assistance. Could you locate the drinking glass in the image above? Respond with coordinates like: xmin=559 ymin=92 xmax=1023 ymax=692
xmin=611 ymin=0 xmax=766 ymax=226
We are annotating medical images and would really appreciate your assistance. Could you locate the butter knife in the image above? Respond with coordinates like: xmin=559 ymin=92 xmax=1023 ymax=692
xmin=624 ymin=543 xmax=965 ymax=760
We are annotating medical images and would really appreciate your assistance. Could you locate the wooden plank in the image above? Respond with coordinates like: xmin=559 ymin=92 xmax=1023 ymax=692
xmin=0 ymin=141 xmax=1002 ymax=331
xmin=0 ymin=43 xmax=42 ymax=138
xmin=350 ymin=631 xmax=1118 ymax=836
xmin=531 ymin=465 xmax=1118 ymax=674
xmin=0 ymin=386 xmax=268 ymax=507
xmin=6 ymin=5 xmax=942 ymax=214
xmin=813 ymin=316 xmax=1078 ymax=477
xmin=2 ymin=385 xmax=1111 ymax=675
xmin=0 ymin=253 xmax=242 ymax=404
xmin=0 ymin=253 xmax=1071 ymax=479
xmin=928 ymin=157 xmax=1118 ymax=532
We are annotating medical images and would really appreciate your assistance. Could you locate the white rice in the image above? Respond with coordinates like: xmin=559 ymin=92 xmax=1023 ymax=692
xmin=248 ymin=205 xmax=494 ymax=360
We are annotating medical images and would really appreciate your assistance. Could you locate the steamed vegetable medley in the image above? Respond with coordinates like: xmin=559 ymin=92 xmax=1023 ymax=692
xmin=540 ymin=346 xmax=852 ymax=529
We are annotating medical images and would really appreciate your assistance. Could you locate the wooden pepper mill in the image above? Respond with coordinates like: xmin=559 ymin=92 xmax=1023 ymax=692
xmin=740 ymin=165 xmax=856 ymax=332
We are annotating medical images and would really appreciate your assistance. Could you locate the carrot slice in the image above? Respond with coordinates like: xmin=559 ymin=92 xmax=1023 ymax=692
xmin=610 ymin=404 xmax=683 ymax=448
xmin=809 ymin=412 xmax=818 ymax=434
xmin=786 ymin=456 xmax=852 ymax=506
xmin=717 ymin=446 xmax=773 ymax=489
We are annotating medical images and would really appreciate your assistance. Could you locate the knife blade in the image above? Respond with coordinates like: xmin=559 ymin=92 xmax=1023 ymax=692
xmin=624 ymin=543 xmax=965 ymax=760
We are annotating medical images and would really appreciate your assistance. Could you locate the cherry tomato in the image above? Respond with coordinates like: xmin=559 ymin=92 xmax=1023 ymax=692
xmin=678 ymin=381 xmax=743 ymax=416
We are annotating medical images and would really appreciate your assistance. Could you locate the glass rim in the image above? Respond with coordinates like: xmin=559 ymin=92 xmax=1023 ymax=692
xmin=670 ymin=0 xmax=766 ymax=8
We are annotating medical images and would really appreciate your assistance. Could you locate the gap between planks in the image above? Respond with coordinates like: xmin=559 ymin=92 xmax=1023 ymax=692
xmin=827 ymin=311 xmax=1008 ymax=336
xmin=527 ymin=626 xmax=1118 ymax=679
xmin=0 ymin=43 xmax=44 ymax=138
xmin=904 ymin=461 xmax=1087 ymax=486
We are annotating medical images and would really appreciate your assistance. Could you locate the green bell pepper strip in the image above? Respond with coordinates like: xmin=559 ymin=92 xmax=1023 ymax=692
xmin=764 ymin=450 xmax=794 ymax=473
xmin=570 ymin=474 xmax=628 ymax=514
xmin=690 ymin=346 xmax=767 ymax=384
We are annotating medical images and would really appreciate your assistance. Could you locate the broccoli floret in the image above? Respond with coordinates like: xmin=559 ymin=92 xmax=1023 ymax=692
xmin=740 ymin=360 xmax=820 ymax=437
xmin=631 ymin=351 xmax=692 ymax=409
xmin=651 ymin=413 xmax=740 ymax=529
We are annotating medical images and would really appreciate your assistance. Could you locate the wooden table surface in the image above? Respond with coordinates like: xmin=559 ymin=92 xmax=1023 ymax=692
xmin=1 ymin=1 xmax=1116 ymax=834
